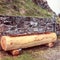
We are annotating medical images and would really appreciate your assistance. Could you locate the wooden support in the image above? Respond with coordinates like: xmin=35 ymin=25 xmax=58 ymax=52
xmin=10 ymin=49 xmax=22 ymax=56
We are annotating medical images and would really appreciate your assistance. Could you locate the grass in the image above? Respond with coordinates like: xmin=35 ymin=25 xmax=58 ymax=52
xmin=57 ymin=17 xmax=60 ymax=24
xmin=0 ymin=0 xmax=52 ymax=17
xmin=2 ymin=53 xmax=34 ymax=60
xmin=2 ymin=49 xmax=47 ymax=60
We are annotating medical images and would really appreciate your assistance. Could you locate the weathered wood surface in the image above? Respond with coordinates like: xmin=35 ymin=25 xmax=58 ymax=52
xmin=1 ymin=33 xmax=57 ymax=51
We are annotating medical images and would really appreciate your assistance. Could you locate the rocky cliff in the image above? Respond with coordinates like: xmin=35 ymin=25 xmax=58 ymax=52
xmin=0 ymin=16 xmax=60 ymax=36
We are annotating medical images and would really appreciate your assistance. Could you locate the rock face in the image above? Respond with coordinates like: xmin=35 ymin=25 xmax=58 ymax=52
xmin=32 ymin=0 xmax=52 ymax=12
xmin=0 ymin=16 xmax=59 ymax=36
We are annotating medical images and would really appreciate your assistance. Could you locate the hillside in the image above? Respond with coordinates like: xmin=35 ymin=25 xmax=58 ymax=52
xmin=0 ymin=0 xmax=53 ymax=17
xmin=32 ymin=0 xmax=52 ymax=12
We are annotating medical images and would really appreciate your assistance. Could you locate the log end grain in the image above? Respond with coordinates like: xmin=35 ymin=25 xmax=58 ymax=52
xmin=10 ymin=49 xmax=22 ymax=56
xmin=1 ymin=36 xmax=7 ymax=51
xmin=46 ymin=42 xmax=54 ymax=48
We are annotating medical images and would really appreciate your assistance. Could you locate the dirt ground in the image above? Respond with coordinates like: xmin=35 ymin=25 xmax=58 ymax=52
xmin=0 ymin=37 xmax=60 ymax=60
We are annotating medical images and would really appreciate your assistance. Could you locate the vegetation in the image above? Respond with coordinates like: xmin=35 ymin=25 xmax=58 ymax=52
xmin=0 ymin=0 xmax=52 ymax=17
xmin=57 ymin=17 xmax=60 ymax=24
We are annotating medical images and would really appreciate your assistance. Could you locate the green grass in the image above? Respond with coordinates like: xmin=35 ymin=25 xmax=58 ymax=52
xmin=0 ymin=0 xmax=52 ymax=17
xmin=2 ymin=53 xmax=35 ymax=60
xmin=2 ymin=51 xmax=47 ymax=60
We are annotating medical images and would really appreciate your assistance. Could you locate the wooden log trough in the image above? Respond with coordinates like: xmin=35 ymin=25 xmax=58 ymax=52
xmin=1 ymin=32 xmax=57 ymax=55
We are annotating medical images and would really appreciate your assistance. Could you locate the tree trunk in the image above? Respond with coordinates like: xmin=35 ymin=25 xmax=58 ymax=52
xmin=1 ymin=33 xmax=57 ymax=51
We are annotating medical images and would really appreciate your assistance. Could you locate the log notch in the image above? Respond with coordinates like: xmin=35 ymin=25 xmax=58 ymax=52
xmin=1 ymin=32 xmax=57 ymax=51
